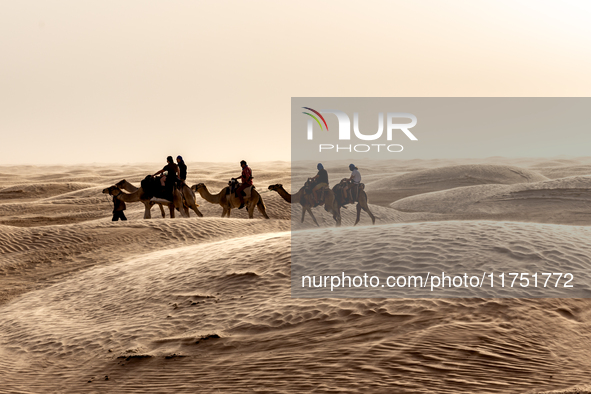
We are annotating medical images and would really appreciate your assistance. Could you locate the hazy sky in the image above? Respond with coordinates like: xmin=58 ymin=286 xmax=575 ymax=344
xmin=1 ymin=1 xmax=591 ymax=164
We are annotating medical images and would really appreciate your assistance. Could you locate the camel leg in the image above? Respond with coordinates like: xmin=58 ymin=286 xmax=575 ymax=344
xmin=334 ymin=206 xmax=341 ymax=227
xmin=180 ymin=206 xmax=189 ymax=218
xmin=355 ymin=203 xmax=362 ymax=226
xmin=325 ymin=202 xmax=340 ymax=227
xmin=226 ymin=208 xmax=232 ymax=218
xmin=359 ymin=194 xmax=375 ymax=225
xmin=256 ymin=197 xmax=270 ymax=219
xmin=173 ymin=193 xmax=189 ymax=218
xmin=148 ymin=201 xmax=164 ymax=218
xmin=363 ymin=203 xmax=376 ymax=225
xmin=143 ymin=201 xmax=152 ymax=219
xmin=307 ymin=206 xmax=319 ymax=227
xmin=191 ymin=204 xmax=203 ymax=217
xmin=301 ymin=205 xmax=307 ymax=223
xmin=256 ymin=201 xmax=269 ymax=219
xmin=169 ymin=204 xmax=175 ymax=218
xmin=247 ymin=202 xmax=256 ymax=219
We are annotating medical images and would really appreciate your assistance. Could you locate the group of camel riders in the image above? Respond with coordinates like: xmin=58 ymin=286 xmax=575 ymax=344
xmin=111 ymin=156 xmax=362 ymax=221
xmin=307 ymin=163 xmax=362 ymax=206
xmin=111 ymin=156 xmax=253 ymax=221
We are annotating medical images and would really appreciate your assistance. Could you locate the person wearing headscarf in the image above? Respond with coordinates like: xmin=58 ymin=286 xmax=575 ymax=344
xmin=344 ymin=163 xmax=361 ymax=203
xmin=310 ymin=163 xmax=329 ymax=204
xmin=235 ymin=160 xmax=253 ymax=209
xmin=111 ymin=195 xmax=127 ymax=221
xmin=176 ymin=155 xmax=187 ymax=182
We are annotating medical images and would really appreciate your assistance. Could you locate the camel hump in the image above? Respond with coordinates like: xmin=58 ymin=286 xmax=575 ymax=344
xmin=244 ymin=185 xmax=254 ymax=199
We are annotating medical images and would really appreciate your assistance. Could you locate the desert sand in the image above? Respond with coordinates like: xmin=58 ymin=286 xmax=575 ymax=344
xmin=1 ymin=158 xmax=591 ymax=393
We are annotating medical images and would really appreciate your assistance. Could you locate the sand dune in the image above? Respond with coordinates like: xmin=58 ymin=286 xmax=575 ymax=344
xmin=1 ymin=159 xmax=591 ymax=393
xmin=391 ymin=175 xmax=591 ymax=225
xmin=2 ymin=223 xmax=591 ymax=392
xmin=363 ymin=164 xmax=548 ymax=204
xmin=0 ymin=216 xmax=289 ymax=305
xmin=292 ymin=221 xmax=591 ymax=298
xmin=0 ymin=182 xmax=97 ymax=200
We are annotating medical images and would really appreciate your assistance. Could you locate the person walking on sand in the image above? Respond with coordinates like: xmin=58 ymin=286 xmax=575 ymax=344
xmin=176 ymin=155 xmax=187 ymax=182
xmin=111 ymin=195 xmax=127 ymax=221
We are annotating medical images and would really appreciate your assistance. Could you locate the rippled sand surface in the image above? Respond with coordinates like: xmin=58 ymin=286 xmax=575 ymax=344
xmin=1 ymin=159 xmax=591 ymax=393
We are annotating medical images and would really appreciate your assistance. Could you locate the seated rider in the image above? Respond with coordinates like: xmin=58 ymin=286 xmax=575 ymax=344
xmin=153 ymin=156 xmax=180 ymax=199
xmin=310 ymin=163 xmax=329 ymax=205
xmin=343 ymin=164 xmax=361 ymax=203
xmin=235 ymin=160 xmax=253 ymax=209
xmin=176 ymin=155 xmax=187 ymax=182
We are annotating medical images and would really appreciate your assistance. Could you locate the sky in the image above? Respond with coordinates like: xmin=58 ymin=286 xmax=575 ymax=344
xmin=1 ymin=0 xmax=591 ymax=165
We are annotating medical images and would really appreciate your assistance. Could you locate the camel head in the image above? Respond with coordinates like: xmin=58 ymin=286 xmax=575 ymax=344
xmin=102 ymin=185 xmax=120 ymax=196
xmin=115 ymin=179 xmax=127 ymax=188
xmin=191 ymin=183 xmax=205 ymax=192
xmin=268 ymin=184 xmax=282 ymax=191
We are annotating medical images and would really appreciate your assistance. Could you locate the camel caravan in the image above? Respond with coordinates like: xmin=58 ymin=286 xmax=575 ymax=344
xmin=102 ymin=157 xmax=374 ymax=227
xmin=268 ymin=163 xmax=375 ymax=227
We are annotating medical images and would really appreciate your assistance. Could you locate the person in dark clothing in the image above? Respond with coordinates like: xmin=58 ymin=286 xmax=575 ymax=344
xmin=176 ymin=155 xmax=187 ymax=181
xmin=235 ymin=160 xmax=253 ymax=209
xmin=154 ymin=156 xmax=180 ymax=199
xmin=112 ymin=196 xmax=127 ymax=221
xmin=311 ymin=163 xmax=329 ymax=204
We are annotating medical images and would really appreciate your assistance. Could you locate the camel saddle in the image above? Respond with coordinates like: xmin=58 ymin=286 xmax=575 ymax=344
xmin=141 ymin=175 xmax=176 ymax=201
xmin=227 ymin=178 xmax=255 ymax=199
xmin=303 ymin=179 xmax=329 ymax=207
xmin=335 ymin=180 xmax=364 ymax=205
xmin=314 ymin=186 xmax=329 ymax=207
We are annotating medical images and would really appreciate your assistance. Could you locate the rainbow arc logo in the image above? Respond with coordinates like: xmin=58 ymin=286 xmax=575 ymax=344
xmin=302 ymin=107 xmax=328 ymax=131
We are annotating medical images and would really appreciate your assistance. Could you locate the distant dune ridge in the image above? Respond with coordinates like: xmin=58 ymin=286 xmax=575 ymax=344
xmin=1 ymin=158 xmax=591 ymax=392
xmin=365 ymin=164 xmax=549 ymax=203
xmin=391 ymin=175 xmax=591 ymax=224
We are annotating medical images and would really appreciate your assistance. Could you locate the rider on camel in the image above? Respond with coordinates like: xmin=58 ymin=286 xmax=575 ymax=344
xmin=343 ymin=164 xmax=361 ymax=203
xmin=176 ymin=155 xmax=187 ymax=182
xmin=236 ymin=160 xmax=253 ymax=209
xmin=153 ymin=156 xmax=180 ymax=199
xmin=310 ymin=163 xmax=329 ymax=205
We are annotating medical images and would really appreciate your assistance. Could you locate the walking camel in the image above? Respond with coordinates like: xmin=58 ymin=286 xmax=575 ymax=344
xmin=114 ymin=179 xmax=167 ymax=218
xmin=115 ymin=179 xmax=203 ymax=218
xmin=191 ymin=183 xmax=269 ymax=219
xmin=332 ymin=181 xmax=376 ymax=226
xmin=102 ymin=184 xmax=188 ymax=219
xmin=268 ymin=184 xmax=340 ymax=226
xmin=269 ymin=182 xmax=375 ymax=227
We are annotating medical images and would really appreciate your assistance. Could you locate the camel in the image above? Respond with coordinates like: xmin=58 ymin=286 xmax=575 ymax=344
xmin=268 ymin=183 xmax=340 ymax=227
xmin=115 ymin=179 xmax=167 ymax=218
xmin=191 ymin=183 xmax=269 ymax=219
xmin=268 ymin=181 xmax=374 ymax=227
xmin=115 ymin=179 xmax=203 ymax=218
xmin=332 ymin=181 xmax=376 ymax=226
xmin=102 ymin=185 xmax=188 ymax=219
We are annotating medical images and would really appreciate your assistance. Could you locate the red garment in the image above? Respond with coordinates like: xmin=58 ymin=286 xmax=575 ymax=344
xmin=241 ymin=166 xmax=253 ymax=185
